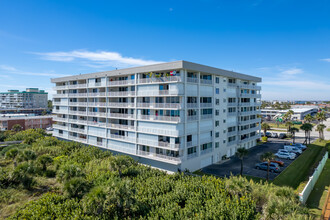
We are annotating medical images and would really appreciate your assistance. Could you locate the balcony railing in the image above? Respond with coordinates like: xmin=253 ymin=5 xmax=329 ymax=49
xmin=187 ymin=140 xmax=197 ymax=147
xmin=54 ymin=117 xmax=68 ymax=122
xmin=200 ymin=79 xmax=212 ymax=85
xmin=89 ymin=82 xmax=106 ymax=87
xmin=138 ymin=76 xmax=181 ymax=84
xmin=187 ymin=115 xmax=198 ymax=121
xmin=89 ymin=102 xmax=107 ymax=107
xmin=136 ymin=102 xmax=182 ymax=109
xmin=227 ymin=112 xmax=237 ymax=117
xmin=109 ymin=134 xmax=136 ymax=143
xmin=227 ymin=131 xmax=238 ymax=137
xmin=108 ymin=91 xmax=135 ymax=97
xmin=137 ymin=138 xmax=180 ymax=149
xmin=200 ymin=103 xmax=212 ymax=108
xmin=200 ymin=148 xmax=213 ymax=155
xmin=53 ymin=109 xmax=68 ymax=114
xmin=69 ymin=102 xmax=87 ymax=106
xmin=108 ymin=113 xmax=134 ymax=119
xmin=136 ymin=150 xmax=181 ymax=163
xmin=69 ymin=127 xmax=86 ymax=133
xmin=239 ymin=84 xmax=261 ymax=90
xmin=89 ymin=92 xmax=106 ymax=97
xmin=107 ymin=102 xmax=135 ymax=108
xmin=68 ymin=119 xmax=87 ymax=124
xmin=87 ymin=121 xmax=106 ymax=127
xmin=53 ymin=94 xmax=68 ymax=98
xmin=107 ymin=123 xmax=135 ymax=130
xmin=187 ymin=103 xmax=198 ymax=108
xmin=68 ymin=93 xmax=87 ymax=97
xmin=69 ymin=84 xmax=87 ymax=88
xmin=53 ymin=124 xmax=67 ymax=130
xmin=187 ymin=77 xmax=198 ymax=83
xmin=227 ymin=140 xmax=238 ymax=146
xmin=69 ymin=136 xmax=87 ymax=143
xmin=187 ymin=152 xmax=198 ymax=159
xmin=108 ymin=79 xmax=135 ymax=86
xmin=137 ymin=127 xmax=181 ymax=137
xmin=53 ymin=85 xmax=68 ymax=90
xmin=88 ymin=112 xmax=107 ymax=117
xmin=69 ymin=110 xmax=87 ymax=115
xmin=137 ymin=90 xmax=183 ymax=96
xmin=201 ymin=114 xmax=213 ymax=120
xmin=138 ymin=115 xmax=182 ymax=123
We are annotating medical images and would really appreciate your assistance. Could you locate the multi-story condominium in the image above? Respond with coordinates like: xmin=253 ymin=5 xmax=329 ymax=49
xmin=51 ymin=61 xmax=261 ymax=172
xmin=0 ymin=88 xmax=48 ymax=109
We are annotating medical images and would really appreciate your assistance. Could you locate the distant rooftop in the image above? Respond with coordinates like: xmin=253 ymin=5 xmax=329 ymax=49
xmin=0 ymin=88 xmax=47 ymax=94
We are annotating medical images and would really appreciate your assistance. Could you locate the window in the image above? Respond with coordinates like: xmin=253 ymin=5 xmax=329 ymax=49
xmin=188 ymin=146 xmax=197 ymax=154
xmin=216 ymin=88 xmax=219 ymax=94
xmin=216 ymin=77 xmax=219 ymax=84
xmin=215 ymin=110 xmax=219 ymax=116
xmin=215 ymin=120 xmax=219 ymax=127
xmin=223 ymin=109 xmax=226 ymax=113
xmin=215 ymin=132 xmax=220 ymax=138
xmin=223 ymin=88 xmax=226 ymax=92
xmin=216 ymin=99 xmax=220 ymax=105
xmin=223 ymin=98 xmax=226 ymax=103
xmin=187 ymin=135 xmax=192 ymax=142
xmin=223 ymin=119 xmax=226 ymax=123
xmin=215 ymin=142 xmax=220 ymax=148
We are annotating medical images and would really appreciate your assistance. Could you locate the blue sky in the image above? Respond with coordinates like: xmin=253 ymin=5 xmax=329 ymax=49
xmin=0 ymin=0 xmax=329 ymax=100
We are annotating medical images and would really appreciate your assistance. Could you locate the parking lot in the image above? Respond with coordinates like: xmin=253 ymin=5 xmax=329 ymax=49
xmin=202 ymin=138 xmax=304 ymax=180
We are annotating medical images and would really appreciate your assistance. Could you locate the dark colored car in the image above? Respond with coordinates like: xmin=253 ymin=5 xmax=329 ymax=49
xmin=255 ymin=162 xmax=280 ymax=173
xmin=279 ymin=133 xmax=287 ymax=139
xmin=265 ymin=132 xmax=272 ymax=138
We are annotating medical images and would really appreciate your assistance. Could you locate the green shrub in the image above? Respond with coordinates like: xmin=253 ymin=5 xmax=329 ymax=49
xmin=57 ymin=163 xmax=85 ymax=182
xmin=261 ymin=136 xmax=268 ymax=142
xmin=17 ymin=150 xmax=36 ymax=162
xmin=37 ymin=155 xmax=53 ymax=171
xmin=63 ymin=177 xmax=90 ymax=199
xmin=5 ymin=148 xmax=19 ymax=159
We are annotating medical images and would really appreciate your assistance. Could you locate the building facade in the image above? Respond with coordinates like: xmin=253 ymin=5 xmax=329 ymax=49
xmin=51 ymin=61 xmax=261 ymax=172
xmin=0 ymin=115 xmax=53 ymax=131
xmin=0 ymin=88 xmax=48 ymax=109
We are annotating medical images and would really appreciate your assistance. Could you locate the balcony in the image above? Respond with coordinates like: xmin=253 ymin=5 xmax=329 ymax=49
xmin=187 ymin=115 xmax=198 ymax=121
xmin=69 ymin=102 xmax=87 ymax=106
xmin=53 ymin=101 xmax=68 ymax=106
xmin=187 ymin=140 xmax=197 ymax=147
xmin=227 ymin=83 xmax=238 ymax=87
xmin=200 ymin=148 xmax=213 ymax=155
xmin=53 ymin=109 xmax=68 ymax=114
xmin=137 ymin=90 xmax=183 ymax=96
xmin=88 ymin=112 xmax=107 ymax=117
xmin=200 ymin=103 xmax=212 ymax=108
xmin=107 ymin=102 xmax=134 ymax=108
xmin=239 ymin=84 xmax=261 ymax=90
xmin=69 ymin=136 xmax=87 ymax=143
xmin=201 ymin=114 xmax=213 ymax=120
xmin=240 ymin=93 xmax=262 ymax=98
xmin=68 ymin=93 xmax=88 ymax=97
xmin=69 ymin=110 xmax=87 ymax=115
xmin=227 ymin=140 xmax=238 ymax=146
xmin=69 ymin=127 xmax=86 ymax=133
xmin=187 ymin=152 xmax=198 ymax=160
xmin=239 ymin=102 xmax=251 ymax=107
xmin=88 ymin=92 xmax=106 ymax=97
xmin=138 ymin=115 xmax=183 ymax=123
xmin=136 ymin=102 xmax=182 ymax=109
xmin=89 ymin=82 xmax=106 ymax=87
xmin=137 ymin=139 xmax=180 ymax=149
xmin=108 ymin=113 xmax=134 ymax=119
xmin=227 ymin=112 xmax=237 ymax=117
xmin=87 ymin=121 xmax=106 ymax=127
xmin=227 ymin=102 xmax=237 ymax=107
xmin=138 ymin=76 xmax=181 ymax=84
xmin=108 ymin=79 xmax=135 ymax=86
xmin=53 ymin=94 xmax=68 ymax=98
xmin=69 ymin=84 xmax=87 ymax=88
xmin=136 ymin=150 xmax=181 ymax=164
xmin=107 ymin=123 xmax=135 ymax=130
xmin=227 ymin=130 xmax=238 ymax=137
xmin=54 ymin=117 xmax=68 ymax=122
xmin=53 ymin=124 xmax=67 ymax=130
xmin=89 ymin=102 xmax=107 ymax=107
xmin=187 ymin=103 xmax=198 ymax=108
xmin=200 ymin=79 xmax=212 ymax=85
xmin=53 ymin=85 xmax=68 ymax=90
xmin=239 ymin=111 xmax=260 ymax=116
xmin=137 ymin=127 xmax=181 ymax=137
xmin=68 ymin=119 xmax=87 ymax=124
xmin=108 ymin=91 xmax=135 ymax=97
xmin=109 ymin=134 xmax=136 ymax=143
xmin=187 ymin=77 xmax=198 ymax=83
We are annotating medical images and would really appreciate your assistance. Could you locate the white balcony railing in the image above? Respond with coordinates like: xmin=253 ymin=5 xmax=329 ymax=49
xmin=227 ymin=102 xmax=238 ymax=107
xmin=87 ymin=121 xmax=106 ymax=127
xmin=53 ymin=94 xmax=68 ymax=98
xmin=108 ymin=91 xmax=135 ymax=97
xmin=109 ymin=134 xmax=136 ymax=143
xmin=108 ymin=79 xmax=135 ymax=86
xmin=187 ymin=103 xmax=198 ymax=108
xmin=187 ymin=152 xmax=198 ymax=159
xmin=69 ymin=110 xmax=87 ymax=115
xmin=137 ymin=127 xmax=181 ymax=137
xmin=88 ymin=112 xmax=107 ymax=117
xmin=69 ymin=136 xmax=87 ymax=143
xmin=136 ymin=150 xmax=181 ymax=163
xmin=53 ymin=124 xmax=67 ymax=130
xmin=138 ymin=115 xmax=182 ymax=123
xmin=200 ymin=103 xmax=212 ymax=108
xmin=187 ymin=115 xmax=198 ymax=121
xmin=200 ymin=79 xmax=212 ymax=85
xmin=68 ymin=93 xmax=88 ymax=97
xmin=108 ymin=113 xmax=134 ymax=119
xmin=69 ymin=127 xmax=86 ymax=133
xmin=69 ymin=102 xmax=87 ymax=106
xmin=89 ymin=92 xmax=106 ymax=97
xmin=200 ymin=148 xmax=213 ymax=155
xmin=69 ymin=84 xmax=87 ymax=88
xmin=54 ymin=117 xmax=68 ymax=122
xmin=137 ymin=90 xmax=183 ymax=96
xmin=187 ymin=77 xmax=198 ymax=83
xmin=201 ymin=114 xmax=213 ymax=120
xmin=89 ymin=102 xmax=107 ymax=107
xmin=136 ymin=102 xmax=182 ymax=109
xmin=53 ymin=85 xmax=68 ymax=90
xmin=107 ymin=102 xmax=134 ymax=108
xmin=107 ymin=123 xmax=135 ymax=130
xmin=137 ymin=138 xmax=180 ymax=149
xmin=138 ymin=76 xmax=181 ymax=84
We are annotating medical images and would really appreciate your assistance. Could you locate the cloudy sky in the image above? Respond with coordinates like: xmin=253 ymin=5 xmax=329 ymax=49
xmin=0 ymin=0 xmax=329 ymax=100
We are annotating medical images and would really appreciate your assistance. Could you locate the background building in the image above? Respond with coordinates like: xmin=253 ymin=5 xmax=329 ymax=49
xmin=0 ymin=88 xmax=48 ymax=109
xmin=51 ymin=61 xmax=261 ymax=172
xmin=261 ymin=107 xmax=318 ymax=121
xmin=0 ymin=114 xmax=53 ymax=131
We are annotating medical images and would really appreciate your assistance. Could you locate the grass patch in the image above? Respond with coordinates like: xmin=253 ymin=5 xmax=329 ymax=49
xmin=306 ymin=160 xmax=330 ymax=218
xmin=273 ymin=144 xmax=324 ymax=189
xmin=326 ymin=128 xmax=330 ymax=132
xmin=192 ymin=169 xmax=213 ymax=176
xmin=267 ymin=123 xmax=305 ymax=130
xmin=243 ymin=175 xmax=267 ymax=183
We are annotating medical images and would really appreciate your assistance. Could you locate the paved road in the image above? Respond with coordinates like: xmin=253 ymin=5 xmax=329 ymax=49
xmin=202 ymin=139 xmax=304 ymax=180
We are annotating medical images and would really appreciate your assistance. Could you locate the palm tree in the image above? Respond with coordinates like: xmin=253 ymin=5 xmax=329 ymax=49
xmin=261 ymin=123 xmax=270 ymax=136
xmin=260 ymin=152 xmax=275 ymax=181
xmin=289 ymin=127 xmax=299 ymax=144
xmin=304 ymin=114 xmax=314 ymax=123
xmin=12 ymin=124 xmax=22 ymax=132
xmin=285 ymin=121 xmax=294 ymax=133
xmin=315 ymin=112 xmax=326 ymax=124
xmin=235 ymin=147 xmax=249 ymax=176
xmin=316 ymin=124 xmax=326 ymax=140
xmin=300 ymin=123 xmax=313 ymax=144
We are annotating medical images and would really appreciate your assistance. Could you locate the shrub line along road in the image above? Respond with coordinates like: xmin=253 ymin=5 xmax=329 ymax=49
xmin=202 ymin=138 xmax=305 ymax=180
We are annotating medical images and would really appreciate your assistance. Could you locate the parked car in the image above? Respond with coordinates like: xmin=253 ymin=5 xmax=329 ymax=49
xmin=291 ymin=143 xmax=307 ymax=151
xmin=275 ymin=152 xmax=295 ymax=160
xmin=271 ymin=133 xmax=278 ymax=138
xmin=284 ymin=145 xmax=302 ymax=155
xmin=270 ymin=159 xmax=284 ymax=166
xmin=255 ymin=162 xmax=280 ymax=173
xmin=265 ymin=132 xmax=272 ymax=138
xmin=46 ymin=127 xmax=54 ymax=131
xmin=279 ymin=133 xmax=287 ymax=139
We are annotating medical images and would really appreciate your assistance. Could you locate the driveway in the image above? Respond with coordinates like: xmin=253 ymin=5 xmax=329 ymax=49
xmin=202 ymin=139 xmax=302 ymax=180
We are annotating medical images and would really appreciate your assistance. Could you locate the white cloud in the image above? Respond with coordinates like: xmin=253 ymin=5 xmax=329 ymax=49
xmin=280 ymin=67 xmax=303 ymax=75
xmin=0 ymin=65 xmax=68 ymax=77
xmin=321 ymin=58 xmax=330 ymax=62
xmin=34 ymin=50 xmax=164 ymax=68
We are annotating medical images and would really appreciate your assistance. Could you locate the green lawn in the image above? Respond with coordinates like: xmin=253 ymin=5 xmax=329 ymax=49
xmin=306 ymin=160 xmax=330 ymax=217
xmin=272 ymin=144 xmax=324 ymax=189
xmin=267 ymin=122 xmax=304 ymax=130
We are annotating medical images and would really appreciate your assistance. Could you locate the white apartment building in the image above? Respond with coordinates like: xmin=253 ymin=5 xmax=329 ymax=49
xmin=51 ymin=61 xmax=261 ymax=172
xmin=0 ymin=88 xmax=48 ymax=109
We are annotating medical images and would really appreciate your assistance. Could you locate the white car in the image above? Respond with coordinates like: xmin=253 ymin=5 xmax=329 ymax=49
xmin=292 ymin=143 xmax=307 ymax=151
xmin=275 ymin=152 xmax=295 ymax=160
xmin=284 ymin=146 xmax=302 ymax=154
xmin=277 ymin=149 xmax=296 ymax=157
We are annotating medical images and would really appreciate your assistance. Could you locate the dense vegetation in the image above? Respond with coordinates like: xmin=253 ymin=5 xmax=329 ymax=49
xmin=0 ymin=129 xmax=312 ymax=219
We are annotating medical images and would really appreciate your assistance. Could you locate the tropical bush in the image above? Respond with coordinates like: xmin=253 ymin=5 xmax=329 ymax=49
xmin=0 ymin=129 xmax=312 ymax=219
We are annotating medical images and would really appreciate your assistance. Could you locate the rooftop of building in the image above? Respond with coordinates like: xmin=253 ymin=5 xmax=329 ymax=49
xmin=0 ymin=88 xmax=48 ymax=94
xmin=0 ymin=115 xmax=53 ymax=121
xmin=261 ymin=107 xmax=318 ymax=113
xmin=51 ymin=60 xmax=262 ymax=83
